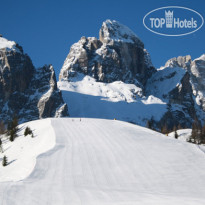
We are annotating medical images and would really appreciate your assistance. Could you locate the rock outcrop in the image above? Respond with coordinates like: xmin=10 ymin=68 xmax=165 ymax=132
xmin=0 ymin=37 xmax=68 ymax=123
xmin=59 ymin=20 xmax=155 ymax=89
xmin=190 ymin=54 xmax=205 ymax=112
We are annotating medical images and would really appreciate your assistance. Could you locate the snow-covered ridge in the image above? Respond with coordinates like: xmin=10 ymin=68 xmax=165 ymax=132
xmin=146 ymin=66 xmax=186 ymax=99
xmin=58 ymin=74 xmax=167 ymax=125
xmin=0 ymin=37 xmax=20 ymax=52
xmin=193 ymin=54 xmax=205 ymax=61
xmin=59 ymin=74 xmax=143 ymax=103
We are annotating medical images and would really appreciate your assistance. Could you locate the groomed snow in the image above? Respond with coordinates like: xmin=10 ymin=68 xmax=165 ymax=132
xmin=1 ymin=118 xmax=205 ymax=204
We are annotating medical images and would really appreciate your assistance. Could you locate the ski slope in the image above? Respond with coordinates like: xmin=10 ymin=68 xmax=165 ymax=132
xmin=1 ymin=118 xmax=205 ymax=204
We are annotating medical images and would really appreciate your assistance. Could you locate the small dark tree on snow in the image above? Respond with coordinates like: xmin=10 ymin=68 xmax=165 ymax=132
xmin=2 ymin=155 xmax=8 ymax=167
xmin=173 ymin=126 xmax=178 ymax=139
xmin=9 ymin=129 xmax=17 ymax=142
xmin=7 ymin=115 xmax=19 ymax=142
xmin=24 ymin=126 xmax=33 ymax=136
xmin=0 ymin=138 xmax=3 ymax=153
xmin=174 ymin=130 xmax=179 ymax=139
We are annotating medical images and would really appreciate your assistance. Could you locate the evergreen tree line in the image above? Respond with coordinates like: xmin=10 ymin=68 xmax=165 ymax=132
xmin=146 ymin=118 xmax=205 ymax=144
xmin=188 ymin=120 xmax=205 ymax=144
xmin=146 ymin=118 xmax=183 ymax=136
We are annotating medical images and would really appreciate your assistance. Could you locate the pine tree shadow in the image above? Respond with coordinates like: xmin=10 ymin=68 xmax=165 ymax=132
xmin=7 ymin=159 xmax=17 ymax=165
xmin=2 ymin=145 xmax=11 ymax=152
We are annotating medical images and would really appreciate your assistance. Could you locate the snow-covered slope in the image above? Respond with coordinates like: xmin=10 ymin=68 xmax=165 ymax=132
xmin=146 ymin=67 xmax=186 ymax=99
xmin=1 ymin=118 xmax=205 ymax=204
xmin=58 ymin=74 xmax=166 ymax=126
xmin=168 ymin=129 xmax=192 ymax=142
xmin=0 ymin=119 xmax=55 ymax=182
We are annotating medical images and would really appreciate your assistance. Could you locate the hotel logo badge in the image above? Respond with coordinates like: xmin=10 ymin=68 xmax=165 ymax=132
xmin=143 ymin=6 xmax=204 ymax=36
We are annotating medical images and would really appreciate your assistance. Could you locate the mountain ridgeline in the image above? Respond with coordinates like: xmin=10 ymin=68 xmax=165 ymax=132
xmin=0 ymin=37 xmax=68 ymax=123
xmin=59 ymin=20 xmax=205 ymax=130
xmin=0 ymin=20 xmax=204 ymax=130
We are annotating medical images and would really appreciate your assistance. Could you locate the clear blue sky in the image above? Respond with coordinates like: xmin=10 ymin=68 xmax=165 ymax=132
xmin=1 ymin=0 xmax=205 ymax=78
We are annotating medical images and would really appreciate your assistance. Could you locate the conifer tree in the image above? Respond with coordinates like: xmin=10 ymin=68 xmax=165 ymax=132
xmin=7 ymin=115 xmax=19 ymax=142
xmin=2 ymin=155 xmax=8 ymax=167
xmin=0 ymin=138 xmax=3 ymax=153
xmin=24 ymin=126 xmax=32 ymax=136
xmin=174 ymin=130 xmax=179 ymax=139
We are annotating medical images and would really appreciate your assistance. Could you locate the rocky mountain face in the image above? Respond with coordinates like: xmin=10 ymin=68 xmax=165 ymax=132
xmin=0 ymin=37 xmax=68 ymax=123
xmin=59 ymin=20 xmax=204 ymax=130
xmin=191 ymin=55 xmax=205 ymax=112
xmin=59 ymin=20 xmax=155 ymax=90
xmin=146 ymin=55 xmax=205 ymax=129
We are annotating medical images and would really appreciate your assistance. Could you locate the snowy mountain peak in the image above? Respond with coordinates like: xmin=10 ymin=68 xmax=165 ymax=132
xmin=165 ymin=55 xmax=192 ymax=69
xmin=99 ymin=19 xmax=143 ymax=46
xmin=0 ymin=36 xmax=21 ymax=53
xmin=194 ymin=54 xmax=205 ymax=61
xmin=59 ymin=20 xmax=155 ymax=87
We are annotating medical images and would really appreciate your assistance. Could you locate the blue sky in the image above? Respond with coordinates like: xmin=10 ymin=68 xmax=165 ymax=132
xmin=1 ymin=0 xmax=205 ymax=78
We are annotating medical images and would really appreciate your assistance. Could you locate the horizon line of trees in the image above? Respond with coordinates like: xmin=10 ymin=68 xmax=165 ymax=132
xmin=146 ymin=118 xmax=205 ymax=144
